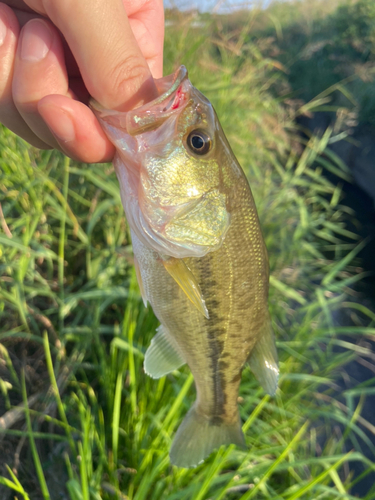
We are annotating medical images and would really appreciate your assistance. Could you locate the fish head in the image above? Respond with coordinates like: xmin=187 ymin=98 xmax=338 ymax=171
xmin=91 ymin=66 xmax=234 ymax=259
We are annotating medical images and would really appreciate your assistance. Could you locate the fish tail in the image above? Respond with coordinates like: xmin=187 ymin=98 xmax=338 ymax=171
xmin=169 ymin=404 xmax=245 ymax=468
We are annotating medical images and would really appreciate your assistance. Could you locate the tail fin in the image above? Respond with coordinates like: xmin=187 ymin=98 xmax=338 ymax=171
xmin=169 ymin=405 xmax=245 ymax=468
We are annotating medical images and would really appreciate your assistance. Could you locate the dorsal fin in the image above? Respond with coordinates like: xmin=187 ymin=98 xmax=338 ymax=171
xmin=248 ymin=318 xmax=279 ymax=395
xmin=162 ymin=258 xmax=209 ymax=319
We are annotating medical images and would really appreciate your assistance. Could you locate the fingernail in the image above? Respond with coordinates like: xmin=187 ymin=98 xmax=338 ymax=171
xmin=21 ymin=19 xmax=52 ymax=62
xmin=39 ymin=103 xmax=75 ymax=143
xmin=0 ymin=13 xmax=7 ymax=46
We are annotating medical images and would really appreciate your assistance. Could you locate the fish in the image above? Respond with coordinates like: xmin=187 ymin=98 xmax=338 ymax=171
xmin=90 ymin=66 xmax=278 ymax=468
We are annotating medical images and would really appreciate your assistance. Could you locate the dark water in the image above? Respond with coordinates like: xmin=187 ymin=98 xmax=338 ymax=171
xmin=298 ymin=112 xmax=375 ymax=286
xmin=299 ymin=113 xmax=375 ymax=496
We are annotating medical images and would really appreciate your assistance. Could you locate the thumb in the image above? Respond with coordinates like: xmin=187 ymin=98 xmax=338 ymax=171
xmin=24 ymin=0 xmax=158 ymax=110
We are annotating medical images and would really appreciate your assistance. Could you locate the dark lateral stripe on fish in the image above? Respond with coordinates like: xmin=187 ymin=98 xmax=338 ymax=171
xmin=198 ymin=254 xmax=229 ymax=424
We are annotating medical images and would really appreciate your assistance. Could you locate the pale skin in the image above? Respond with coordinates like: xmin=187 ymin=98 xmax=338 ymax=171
xmin=0 ymin=0 xmax=164 ymax=162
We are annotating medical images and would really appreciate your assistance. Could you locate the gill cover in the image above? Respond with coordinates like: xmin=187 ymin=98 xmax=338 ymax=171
xmin=90 ymin=66 xmax=230 ymax=259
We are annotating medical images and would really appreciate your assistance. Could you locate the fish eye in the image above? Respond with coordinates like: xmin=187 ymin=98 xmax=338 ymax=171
xmin=186 ymin=129 xmax=212 ymax=155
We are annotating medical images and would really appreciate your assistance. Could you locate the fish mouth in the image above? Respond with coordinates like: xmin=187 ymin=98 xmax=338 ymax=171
xmin=90 ymin=66 xmax=191 ymax=136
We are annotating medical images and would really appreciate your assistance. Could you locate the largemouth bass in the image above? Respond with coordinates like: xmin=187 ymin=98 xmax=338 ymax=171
xmin=91 ymin=66 xmax=278 ymax=468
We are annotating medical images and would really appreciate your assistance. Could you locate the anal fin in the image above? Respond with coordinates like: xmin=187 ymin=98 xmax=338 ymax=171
xmin=163 ymin=257 xmax=209 ymax=319
xmin=248 ymin=319 xmax=279 ymax=395
xmin=144 ymin=325 xmax=185 ymax=379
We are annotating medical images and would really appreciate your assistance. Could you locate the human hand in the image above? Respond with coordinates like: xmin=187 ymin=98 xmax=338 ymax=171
xmin=0 ymin=0 xmax=164 ymax=162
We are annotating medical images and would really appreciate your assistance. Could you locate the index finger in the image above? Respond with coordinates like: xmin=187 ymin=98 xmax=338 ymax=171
xmin=24 ymin=0 xmax=159 ymax=110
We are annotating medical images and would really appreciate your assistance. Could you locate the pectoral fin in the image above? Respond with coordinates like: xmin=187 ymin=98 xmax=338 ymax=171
xmin=134 ymin=256 xmax=147 ymax=307
xmin=248 ymin=320 xmax=279 ymax=395
xmin=163 ymin=258 xmax=209 ymax=319
xmin=144 ymin=325 xmax=186 ymax=379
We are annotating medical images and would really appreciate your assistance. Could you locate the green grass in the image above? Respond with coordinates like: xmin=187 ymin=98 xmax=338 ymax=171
xmin=245 ymin=0 xmax=375 ymax=126
xmin=1 ymin=8 xmax=375 ymax=500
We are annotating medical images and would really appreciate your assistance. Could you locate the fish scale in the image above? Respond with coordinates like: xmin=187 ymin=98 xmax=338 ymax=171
xmin=91 ymin=65 xmax=278 ymax=468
